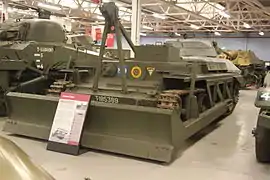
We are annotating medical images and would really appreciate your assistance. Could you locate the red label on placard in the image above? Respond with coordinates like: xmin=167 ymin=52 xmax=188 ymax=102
xmin=60 ymin=92 xmax=90 ymax=102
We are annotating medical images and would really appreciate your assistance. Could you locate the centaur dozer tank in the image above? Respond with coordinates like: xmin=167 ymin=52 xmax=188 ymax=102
xmin=3 ymin=2 xmax=242 ymax=163
xmin=0 ymin=18 xmax=100 ymax=114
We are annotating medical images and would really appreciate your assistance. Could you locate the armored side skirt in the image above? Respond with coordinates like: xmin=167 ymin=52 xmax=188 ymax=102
xmin=3 ymin=92 xmax=229 ymax=163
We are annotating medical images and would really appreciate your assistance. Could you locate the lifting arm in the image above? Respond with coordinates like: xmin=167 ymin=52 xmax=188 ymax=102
xmin=92 ymin=2 xmax=136 ymax=93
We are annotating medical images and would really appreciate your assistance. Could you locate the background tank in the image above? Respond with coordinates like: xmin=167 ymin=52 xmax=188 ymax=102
xmin=215 ymin=44 xmax=266 ymax=88
xmin=253 ymin=74 xmax=270 ymax=162
xmin=0 ymin=19 xmax=100 ymax=114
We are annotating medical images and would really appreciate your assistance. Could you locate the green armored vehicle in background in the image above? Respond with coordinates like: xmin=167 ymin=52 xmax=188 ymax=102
xmin=217 ymin=48 xmax=266 ymax=88
xmin=3 ymin=2 xmax=243 ymax=163
xmin=253 ymin=73 xmax=270 ymax=163
xmin=0 ymin=19 xmax=100 ymax=114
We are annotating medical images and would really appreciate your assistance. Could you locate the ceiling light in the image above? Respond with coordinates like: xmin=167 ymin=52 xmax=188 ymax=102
xmin=140 ymin=32 xmax=147 ymax=36
xmin=218 ymin=11 xmax=230 ymax=18
xmin=37 ymin=2 xmax=61 ymax=11
xmin=190 ymin=24 xmax=200 ymax=30
xmin=259 ymin=31 xmax=264 ymax=36
xmin=65 ymin=4 xmax=78 ymax=9
xmin=120 ymin=16 xmax=130 ymax=21
xmin=153 ymin=13 xmax=167 ymax=20
xmin=243 ymin=23 xmax=251 ymax=29
xmin=115 ymin=2 xmax=125 ymax=7
xmin=214 ymin=31 xmax=221 ymax=36
xmin=96 ymin=15 xmax=105 ymax=20
xmin=142 ymin=25 xmax=154 ymax=30
xmin=175 ymin=32 xmax=181 ymax=36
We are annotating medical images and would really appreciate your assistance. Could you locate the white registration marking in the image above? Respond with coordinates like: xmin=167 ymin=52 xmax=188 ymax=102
xmin=94 ymin=96 xmax=119 ymax=104
xmin=261 ymin=92 xmax=270 ymax=101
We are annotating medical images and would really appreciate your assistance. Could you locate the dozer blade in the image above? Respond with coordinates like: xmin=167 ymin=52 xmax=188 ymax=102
xmin=3 ymin=92 xmax=228 ymax=163
xmin=0 ymin=136 xmax=55 ymax=180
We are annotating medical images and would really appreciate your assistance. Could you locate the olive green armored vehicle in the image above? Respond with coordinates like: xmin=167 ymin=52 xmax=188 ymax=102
xmin=253 ymin=73 xmax=270 ymax=163
xmin=218 ymin=49 xmax=266 ymax=88
xmin=0 ymin=19 xmax=101 ymax=114
xmin=3 ymin=2 xmax=242 ymax=163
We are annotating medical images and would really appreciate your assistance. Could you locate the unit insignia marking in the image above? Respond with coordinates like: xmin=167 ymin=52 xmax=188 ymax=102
xmin=147 ymin=67 xmax=155 ymax=76
xmin=131 ymin=66 xmax=142 ymax=79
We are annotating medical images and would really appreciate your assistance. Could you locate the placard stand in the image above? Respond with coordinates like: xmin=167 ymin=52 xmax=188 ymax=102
xmin=47 ymin=92 xmax=91 ymax=155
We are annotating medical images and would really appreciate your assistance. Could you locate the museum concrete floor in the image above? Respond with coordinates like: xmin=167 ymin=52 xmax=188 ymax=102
xmin=1 ymin=90 xmax=270 ymax=180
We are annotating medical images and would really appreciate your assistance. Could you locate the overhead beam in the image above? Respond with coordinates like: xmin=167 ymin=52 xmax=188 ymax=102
xmin=158 ymin=0 xmax=236 ymax=31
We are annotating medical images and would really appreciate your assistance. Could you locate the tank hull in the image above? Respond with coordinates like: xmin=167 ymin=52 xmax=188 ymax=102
xmin=4 ymin=74 xmax=238 ymax=163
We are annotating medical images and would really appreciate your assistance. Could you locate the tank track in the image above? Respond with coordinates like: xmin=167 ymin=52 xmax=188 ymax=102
xmin=157 ymin=89 xmax=205 ymax=110
xmin=47 ymin=80 xmax=75 ymax=95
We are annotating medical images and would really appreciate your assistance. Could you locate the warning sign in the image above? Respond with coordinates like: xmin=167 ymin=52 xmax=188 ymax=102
xmin=147 ymin=67 xmax=155 ymax=76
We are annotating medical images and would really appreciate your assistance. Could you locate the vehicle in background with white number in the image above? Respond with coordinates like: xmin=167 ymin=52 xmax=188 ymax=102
xmin=254 ymin=87 xmax=270 ymax=162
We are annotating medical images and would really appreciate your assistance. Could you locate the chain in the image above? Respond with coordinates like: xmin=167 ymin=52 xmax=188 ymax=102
xmin=157 ymin=90 xmax=190 ymax=110
xmin=47 ymin=80 xmax=75 ymax=95
xmin=157 ymin=89 xmax=205 ymax=110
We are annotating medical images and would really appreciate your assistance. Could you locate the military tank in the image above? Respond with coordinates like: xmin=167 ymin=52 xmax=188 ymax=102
xmin=3 ymin=2 xmax=242 ymax=163
xmin=0 ymin=18 xmax=101 ymax=114
xmin=217 ymin=48 xmax=266 ymax=88
xmin=254 ymin=78 xmax=270 ymax=162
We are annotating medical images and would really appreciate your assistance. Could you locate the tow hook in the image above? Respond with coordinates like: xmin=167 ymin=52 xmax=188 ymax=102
xmin=252 ymin=128 xmax=257 ymax=137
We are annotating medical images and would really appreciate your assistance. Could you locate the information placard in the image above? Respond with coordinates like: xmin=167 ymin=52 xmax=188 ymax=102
xmin=47 ymin=92 xmax=91 ymax=155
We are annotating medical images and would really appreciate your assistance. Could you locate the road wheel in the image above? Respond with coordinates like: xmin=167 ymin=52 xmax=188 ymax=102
xmin=255 ymin=125 xmax=270 ymax=162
